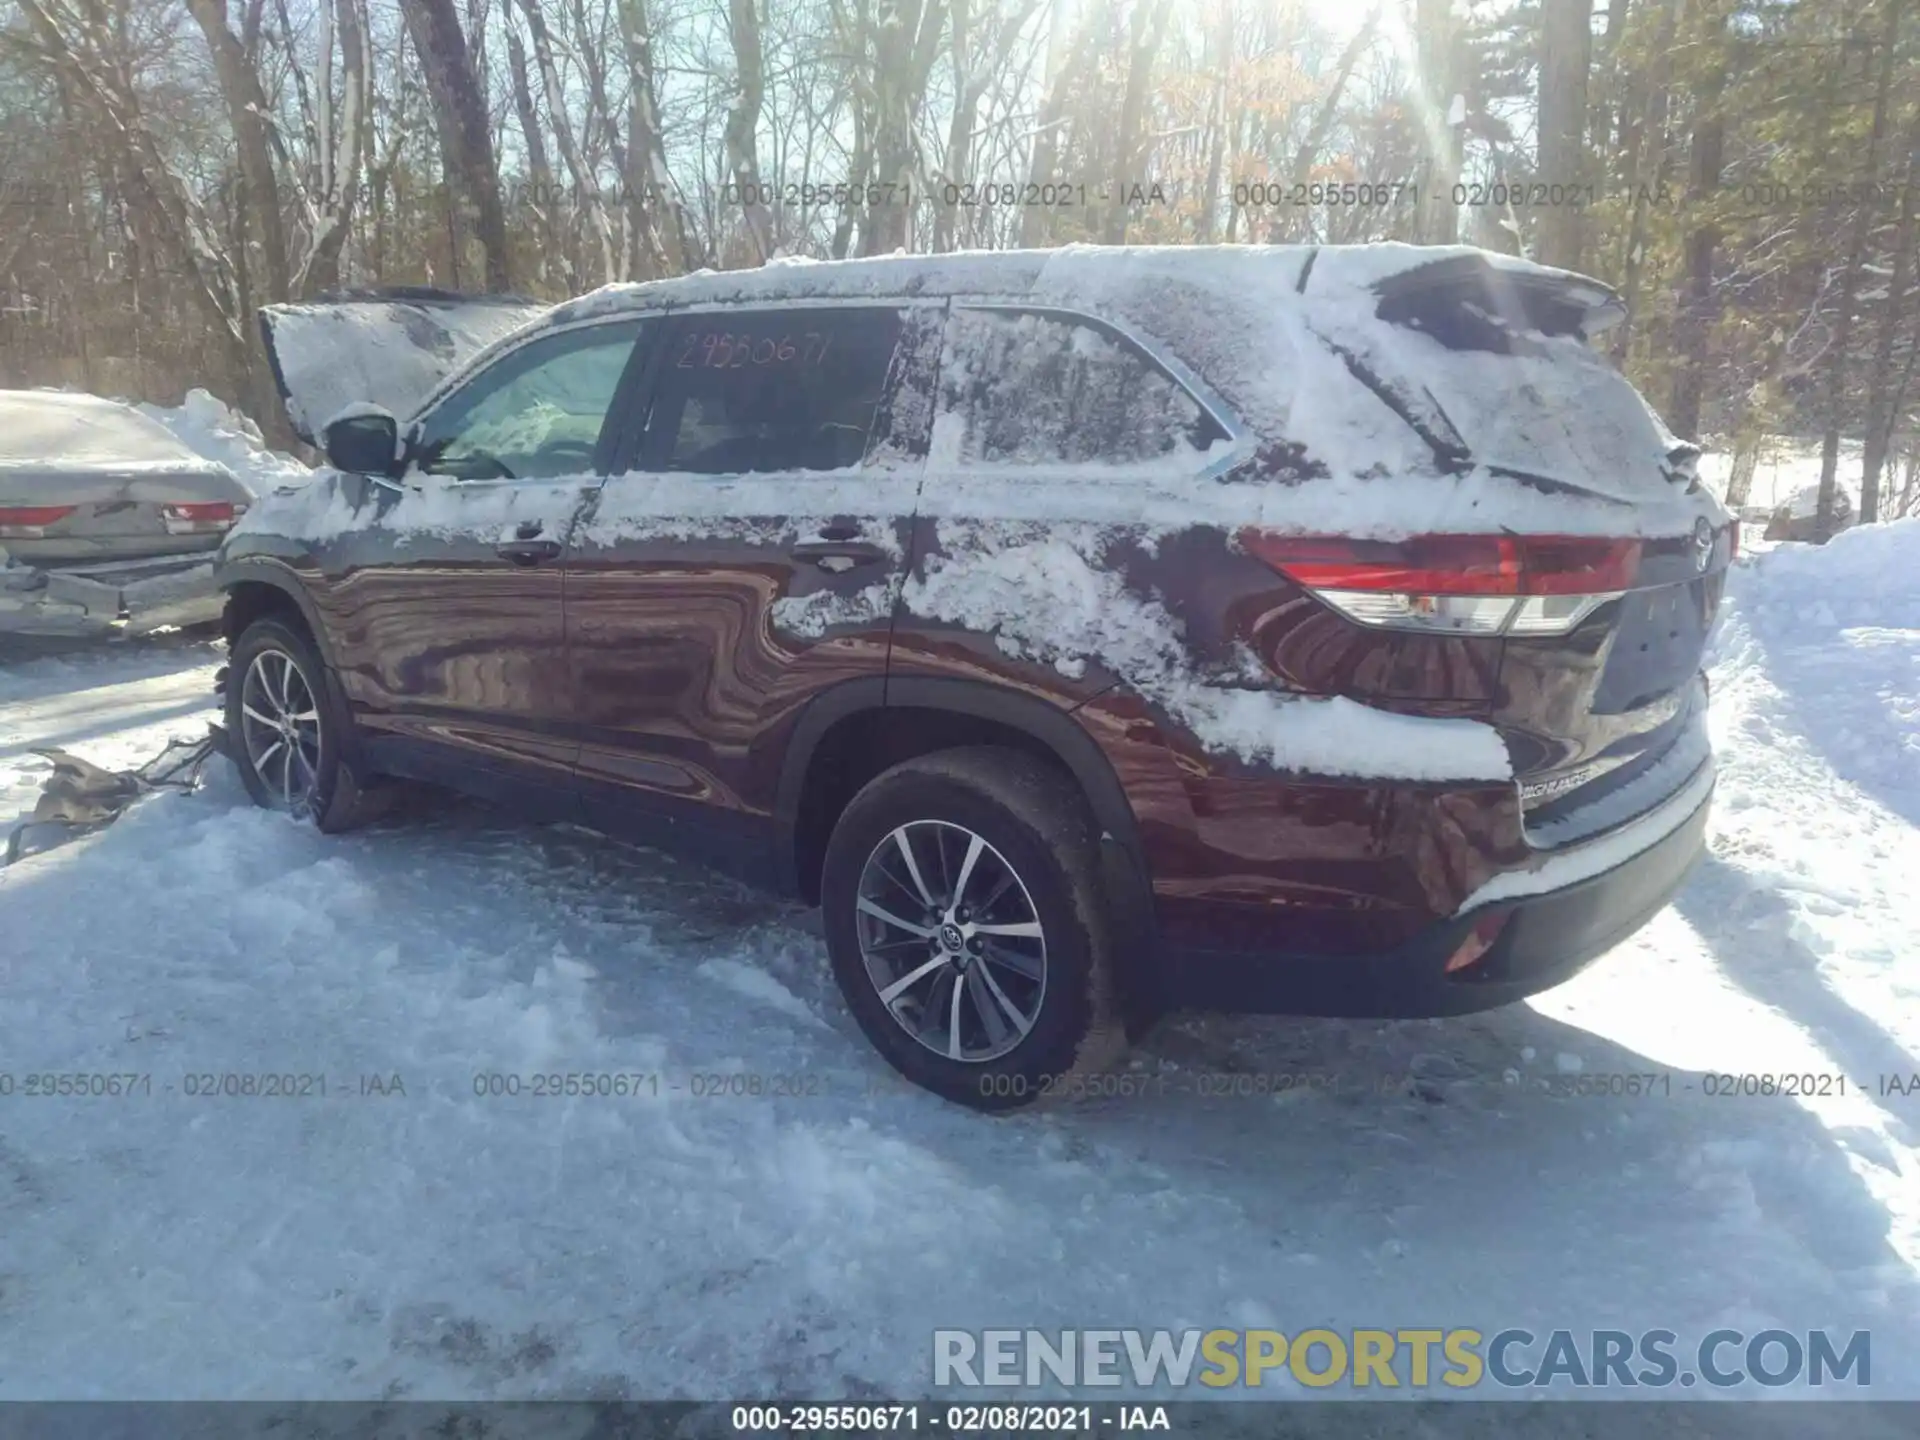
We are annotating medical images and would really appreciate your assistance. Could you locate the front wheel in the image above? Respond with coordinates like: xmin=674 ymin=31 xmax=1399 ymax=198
xmin=820 ymin=747 xmax=1129 ymax=1111
xmin=225 ymin=617 xmax=379 ymax=832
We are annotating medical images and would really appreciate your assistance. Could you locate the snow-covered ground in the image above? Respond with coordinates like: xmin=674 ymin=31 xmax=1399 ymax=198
xmin=1 ymin=525 xmax=1916 ymax=1424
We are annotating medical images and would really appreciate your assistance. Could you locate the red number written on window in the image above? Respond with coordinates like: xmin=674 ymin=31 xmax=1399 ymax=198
xmin=676 ymin=331 xmax=833 ymax=369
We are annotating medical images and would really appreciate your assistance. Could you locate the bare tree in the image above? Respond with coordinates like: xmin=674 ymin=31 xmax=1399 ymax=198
xmin=1412 ymin=0 xmax=1461 ymax=244
xmin=856 ymin=0 xmax=950 ymax=255
xmin=1290 ymin=9 xmax=1383 ymax=206
xmin=504 ymin=18 xmax=562 ymax=288
xmin=1667 ymin=0 xmax=1731 ymax=442
xmin=14 ymin=0 xmax=262 ymax=412
xmin=619 ymin=0 xmax=695 ymax=275
xmin=1858 ymin=105 xmax=1920 ymax=523
xmin=1020 ymin=0 xmax=1100 ymax=247
xmin=933 ymin=0 xmax=1046 ymax=250
xmin=514 ymin=0 xmax=618 ymax=281
xmin=1535 ymin=0 xmax=1591 ymax=269
xmin=399 ymin=0 xmax=513 ymax=290
xmin=1099 ymin=0 xmax=1174 ymax=244
xmin=182 ymin=0 xmax=289 ymax=302
xmin=299 ymin=0 xmax=371 ymax=293
xmin=724 ymin=0 xmax=775 ymax=261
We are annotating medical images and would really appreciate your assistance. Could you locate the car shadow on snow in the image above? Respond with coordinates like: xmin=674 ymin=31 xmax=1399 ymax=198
xmin=365 ymin=792 xmax=1918 ymax=1339
xmin=363 ymin=794 xmax=1920 ymax=1390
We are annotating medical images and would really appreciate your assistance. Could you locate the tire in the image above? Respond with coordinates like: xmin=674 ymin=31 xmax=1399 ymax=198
xmin=820 ymin=746 xmax=1129 ymax=1112
xmin=225 ymin=617 xmax=385 ymax=833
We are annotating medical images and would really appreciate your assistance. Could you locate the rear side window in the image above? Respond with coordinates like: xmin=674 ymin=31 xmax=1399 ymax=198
xmin=936 ymin=307 xmax=1224 ymax=466
xmin=642 ymin=307 xmax=904 ymax=474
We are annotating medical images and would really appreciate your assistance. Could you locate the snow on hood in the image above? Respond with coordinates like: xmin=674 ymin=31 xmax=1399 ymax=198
xmin=259 ymin=292 xmax=550 ymax=443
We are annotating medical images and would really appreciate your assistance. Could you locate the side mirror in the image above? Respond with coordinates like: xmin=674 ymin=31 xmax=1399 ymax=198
xmin=322 ymin=407 xmax=402 ymax=478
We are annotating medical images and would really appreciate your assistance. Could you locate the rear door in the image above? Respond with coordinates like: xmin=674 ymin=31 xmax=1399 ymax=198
xmin=304 ymin=316 xmax=650 ymax=814
xmin=563 ymin=302 xmax=938 ymax=883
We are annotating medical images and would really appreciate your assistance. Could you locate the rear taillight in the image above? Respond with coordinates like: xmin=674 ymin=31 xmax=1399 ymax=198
xmin=1728 ymin=519 xmax=1740 ymax=561
xmin=161 ymin=501 xmax=242 ymax=534
xmin=1239 ymin=530 xmax=1641 ymax=637
xmin=0 ymin=504 xmax=78 ymax=537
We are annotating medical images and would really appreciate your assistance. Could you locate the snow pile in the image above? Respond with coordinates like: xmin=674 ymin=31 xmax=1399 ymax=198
xmin=902 ymin=524 xmax=1513 ymax=780
xmin=1715 ymin=518 xmax=1920 ymax=825
xmin=137 ymin=388 xmax=311 ymax=493
xmin=1739 ymin=516 xmax=1920 ymax=626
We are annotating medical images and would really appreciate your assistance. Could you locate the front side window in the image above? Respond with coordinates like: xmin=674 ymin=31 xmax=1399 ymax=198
xmin=412 ymin=319 xmax=643 ymax=481
xmin=936 ymin=307 xmax=1223 ymax=467
xmin=641 ymin=307 xmax=904 ymax=474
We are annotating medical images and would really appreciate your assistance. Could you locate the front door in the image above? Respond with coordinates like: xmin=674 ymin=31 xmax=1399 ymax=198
xmin=307 ymin=316 xmax=651 ymax=816
xmin=563 ymin=303 xmax=939 ymax=882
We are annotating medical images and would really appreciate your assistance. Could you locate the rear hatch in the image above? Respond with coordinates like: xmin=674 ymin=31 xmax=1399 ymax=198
xmin=1274 ymin=249 xmax=1731 ymax=840
xmin=257 ymin=287 xmax=550 ymax=443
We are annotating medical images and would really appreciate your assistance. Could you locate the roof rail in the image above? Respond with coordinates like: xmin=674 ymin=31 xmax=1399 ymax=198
xmin=299 ymin=285 xmax=543 ymax=307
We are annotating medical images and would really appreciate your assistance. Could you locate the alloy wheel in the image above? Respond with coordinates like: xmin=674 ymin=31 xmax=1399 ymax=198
xmin=238 ymin=648 xmax=323 ymax=813
xmin=853 ymin=820 xmax=1048 ymax=1063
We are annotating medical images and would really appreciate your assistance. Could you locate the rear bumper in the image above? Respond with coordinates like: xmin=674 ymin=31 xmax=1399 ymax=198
xmin=1165 ymin=770 xmax=1713 ymax=1017
xmin=0 ymin=553 xmax=223 ymax=637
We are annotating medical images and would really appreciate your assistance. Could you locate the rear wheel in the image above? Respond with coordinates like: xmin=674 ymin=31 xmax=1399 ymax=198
xmin=226 ymin=617 xmax=381 ymax=832
xmin=820 ymin=747 xmax=1128 ymax=1111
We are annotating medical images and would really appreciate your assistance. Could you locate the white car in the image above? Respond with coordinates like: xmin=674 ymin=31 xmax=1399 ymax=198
xmin=0 ymin=390 xmax=255 ymax=636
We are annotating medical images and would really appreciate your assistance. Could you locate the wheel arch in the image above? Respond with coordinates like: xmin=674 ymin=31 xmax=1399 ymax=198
xmin=218 ymin=561 xmax=336 ymax=667
xmin=219 ymin=561 xmax=367 ymax=775
xmin=775 ymin=677 xmax=1148 ymax=900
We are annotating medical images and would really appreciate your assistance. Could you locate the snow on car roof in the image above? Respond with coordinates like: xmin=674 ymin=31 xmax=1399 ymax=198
xmin=547 ymin=242 xmax=1597 ymax=322
xmin=537 ymin=243 xmax=1621 ymax=495
xmin=0 ymin=389 xmax=237 ymax=478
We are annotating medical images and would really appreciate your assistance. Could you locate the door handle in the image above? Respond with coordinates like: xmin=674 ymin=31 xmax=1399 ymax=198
xmin=496 ymin=539 xmax=563 ymax=565
xmin=789 ymin=540 xmax=888 ymax=570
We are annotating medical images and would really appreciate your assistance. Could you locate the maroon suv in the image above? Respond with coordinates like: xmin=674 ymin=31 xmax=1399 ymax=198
xmin=218 ymin=244 xmax=1732 ymax=1109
